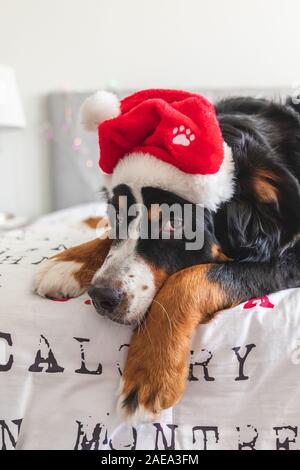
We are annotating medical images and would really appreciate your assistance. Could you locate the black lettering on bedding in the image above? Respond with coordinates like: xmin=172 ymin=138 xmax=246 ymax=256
xmin=0 ymin=332 xmax=13 ymax=372
xmin=232 ymin=344 xmax=256 ymax=381
xmin=74 ymin=337 xmax=102 ymax=375
xmin=237 ymin=425 xmax=258 ymax=450
xmin=74 ymin=420 xmax=105 ymax=450
xmin=188 ymin=349 xmax=215 ymax=382
xmin=31 ymin=256 xmax=49 ymax=265
xmin=109 ymin=427 xmax=137 ymax=450
xmin=154 ymin=423 xmax=178 ymax=450
xmin=28 ymin=335 xmax=64 ymax=373
xmin=0 ymin=419 xmax=22 ymax=450
xmin=192 ymin=426 xmax=219 ymax=450
xmin=116 ymin=344 xmax=130 ymax=376
xmin=274 ymin=426 xmax=298 ymax=450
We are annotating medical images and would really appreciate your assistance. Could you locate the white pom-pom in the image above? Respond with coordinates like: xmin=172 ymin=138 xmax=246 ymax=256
xmin=80 ymin=90 xmax=121 ymax=132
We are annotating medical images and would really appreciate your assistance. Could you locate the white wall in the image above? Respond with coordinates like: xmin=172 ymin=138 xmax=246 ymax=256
xmin=1 ymin=0 xmax=300 ymax=218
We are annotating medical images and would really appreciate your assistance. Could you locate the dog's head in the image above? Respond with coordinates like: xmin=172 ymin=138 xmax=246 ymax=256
xmin=81 ymin=90 xmax=235 ymax=324
xmin=88 ymin=183 xmax=225 ymax=326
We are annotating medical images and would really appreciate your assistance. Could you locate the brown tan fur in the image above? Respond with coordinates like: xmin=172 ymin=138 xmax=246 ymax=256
xmin=82 ymin=216 xmax=109 ymax=230
xmin=253 ymin=168 xmax=280 ymax=204
xmin=147 ymin=263 xmax=169 ymax=290
xmin=211 ymin=243 xmax=233 ymax=262
xmin=121 ymin=264 xmax=239 ymax=417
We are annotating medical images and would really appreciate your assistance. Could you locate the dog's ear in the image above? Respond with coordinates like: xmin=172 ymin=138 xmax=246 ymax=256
xmin=224 ymin=139 xmax=300 ymax=261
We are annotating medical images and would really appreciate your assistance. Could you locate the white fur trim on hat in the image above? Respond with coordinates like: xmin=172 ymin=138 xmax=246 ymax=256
xmin=80 ymin=90 xmax=121 ymax=132
xmin=104 ymin=143 xmax=235 ymax=211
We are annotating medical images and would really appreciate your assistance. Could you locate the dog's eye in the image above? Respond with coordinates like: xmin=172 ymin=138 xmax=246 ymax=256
xmin=162 ymin=218 xmax=183 ymax=233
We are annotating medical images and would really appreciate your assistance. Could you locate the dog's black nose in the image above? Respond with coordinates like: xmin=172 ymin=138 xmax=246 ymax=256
xmin=88 ymin=286 xmax=124 ymax=313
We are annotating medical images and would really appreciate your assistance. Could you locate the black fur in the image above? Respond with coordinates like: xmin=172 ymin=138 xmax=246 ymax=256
xmin=205 ymin=96 xmax=300 ymax=303
xmin=216 ymin=96 xmax=300 ymax=261
xmin=207 ymin=241 xmax=300 ymax=307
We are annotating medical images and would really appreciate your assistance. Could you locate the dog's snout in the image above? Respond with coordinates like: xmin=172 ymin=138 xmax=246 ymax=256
xmin=88 ymin=286 xmax=124 ymax=313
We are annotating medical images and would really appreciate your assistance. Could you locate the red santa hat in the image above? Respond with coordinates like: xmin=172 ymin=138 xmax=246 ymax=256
xmin=80 ymin=89 xmax=235 ymax=210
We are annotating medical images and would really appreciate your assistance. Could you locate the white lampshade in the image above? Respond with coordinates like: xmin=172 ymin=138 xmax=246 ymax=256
xmin=0 ymin=65 xmax=26 ymax=128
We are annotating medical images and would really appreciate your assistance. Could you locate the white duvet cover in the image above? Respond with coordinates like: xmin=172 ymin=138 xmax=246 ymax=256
xmin=1 ymin=203 xmax=300 ymax=450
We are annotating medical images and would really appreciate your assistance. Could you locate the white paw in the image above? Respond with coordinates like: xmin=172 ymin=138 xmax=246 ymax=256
xmin=32 ymin=258 xmax=86 ymax=299
xmin=117 ymin=379 xmax=159 ymax=425
xmin=172 ymin=125 xmax=195 ymax=146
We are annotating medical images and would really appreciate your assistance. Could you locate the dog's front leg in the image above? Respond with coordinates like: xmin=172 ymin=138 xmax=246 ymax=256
xmin=118 ymin=263 xmax=232 ymax=424
xmin=119 ymin=253 xmax=300 ymax=424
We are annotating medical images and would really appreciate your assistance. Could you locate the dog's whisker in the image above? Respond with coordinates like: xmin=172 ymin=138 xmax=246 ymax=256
xmin=152 ymin=299 xmax=173 ymax=337
xmin=140 ymin=317 xmax=154 ymax=349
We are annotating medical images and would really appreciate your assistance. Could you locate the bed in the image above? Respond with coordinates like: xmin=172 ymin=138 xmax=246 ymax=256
xmin=1 ymin=88 xmax=300 ymax=451
xmin=2 ymin=204 xmax=300 ymax=450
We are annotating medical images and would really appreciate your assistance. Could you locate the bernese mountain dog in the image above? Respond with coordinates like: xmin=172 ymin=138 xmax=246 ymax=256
xmin=33 ymin=95 xmax=300 ymax=424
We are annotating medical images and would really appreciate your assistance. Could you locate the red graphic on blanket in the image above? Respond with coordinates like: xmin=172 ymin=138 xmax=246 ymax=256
xmin=50 ymin=298 xmax=92 ymax=305
xmin=243 ymin=296 xmax=275 ymax=310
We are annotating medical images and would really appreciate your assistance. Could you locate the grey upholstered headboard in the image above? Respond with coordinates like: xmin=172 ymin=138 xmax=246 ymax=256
xmin=47 ymin=88 xmax=288 ymax=211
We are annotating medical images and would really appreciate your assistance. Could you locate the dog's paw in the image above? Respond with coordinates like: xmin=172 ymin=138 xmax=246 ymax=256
xmin=117 ymin=364 xmax=187 ymax=425
xmin=32 ymin=258 xmax=86 ymax=299
xmin=117 ymin=379 xmax=159 ymax=425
